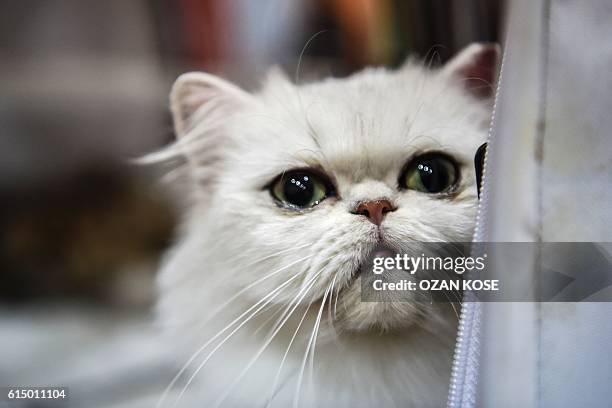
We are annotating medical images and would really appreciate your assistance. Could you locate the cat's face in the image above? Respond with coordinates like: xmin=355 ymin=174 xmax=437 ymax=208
xmin=160 ymin=44 xmax=497 ymax=334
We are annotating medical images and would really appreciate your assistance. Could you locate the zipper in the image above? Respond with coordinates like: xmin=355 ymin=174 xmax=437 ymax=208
xmin=446 ymin=40 xmax=508 ymax=408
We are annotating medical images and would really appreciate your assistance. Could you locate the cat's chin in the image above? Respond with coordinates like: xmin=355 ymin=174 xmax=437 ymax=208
xmin=331 ymin=280 xmax=424 ymax=334
xmin=325 ymin=245 xmax=424 ymax=333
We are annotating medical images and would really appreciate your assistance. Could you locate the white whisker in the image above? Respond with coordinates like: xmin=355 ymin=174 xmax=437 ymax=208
xmin=333 ymin=281 xmax=341 ymax=319
xmin=157 ymin=255 xmax=311 ymax=408
xmin=212 ymin=267 xmax=327 ymax=408
xmin=171 ymin=271 xmax=301 ymax=408
xmin=264 ymin=299 xmax=313 ymax=408
xmin=252 ymin=303 xmax=286 ymax=336
xmin=326 ymin=274 xmax=340 ymax=340
xmin=206 ymin=248 xmax=312 ymax=321
xmin=293 ymin=277 xmax=334 ymax=408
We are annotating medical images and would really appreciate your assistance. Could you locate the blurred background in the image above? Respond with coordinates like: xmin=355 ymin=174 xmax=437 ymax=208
xmin=0 ymin=1 xmax=502 ymax=405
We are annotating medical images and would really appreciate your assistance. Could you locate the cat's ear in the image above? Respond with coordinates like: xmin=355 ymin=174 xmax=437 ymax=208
xmin=170 ymin=72 xmax=255 ymax=136
xmin=443 ymin=43 xmax=500 ymax=99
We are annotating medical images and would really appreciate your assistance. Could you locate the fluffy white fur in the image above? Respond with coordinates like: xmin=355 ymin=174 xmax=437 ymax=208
xmin=154 ymin=43 xmax=497 ymax=408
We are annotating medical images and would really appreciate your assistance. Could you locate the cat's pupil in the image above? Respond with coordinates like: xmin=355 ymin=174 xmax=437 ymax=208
xmin=283 ymin=174 xmax=314 ymax=206
xmin=416 ymin=159 xmax=449 ymax=192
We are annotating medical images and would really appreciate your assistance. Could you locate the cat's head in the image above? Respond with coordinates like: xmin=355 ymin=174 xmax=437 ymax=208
xmin=159 ymin=43 xmax=498 ymax=334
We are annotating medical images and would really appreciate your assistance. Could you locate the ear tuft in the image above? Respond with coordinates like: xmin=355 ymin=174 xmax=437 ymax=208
xmin=444 ymin=43 xmax=500 ymax=99
xmin=170 ymin=72 xmax=253 ymax=136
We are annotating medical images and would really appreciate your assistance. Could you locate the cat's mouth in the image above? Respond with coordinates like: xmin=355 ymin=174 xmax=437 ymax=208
xmin=306 ymin=245 xmax=397 ymax=308
xmin=354 ymin=244 xmax=398 ymax=280
xmin=322 ymin=244 xmax=425 ymax=333
xmin=332 ymin=244 xmax=403 ymax=297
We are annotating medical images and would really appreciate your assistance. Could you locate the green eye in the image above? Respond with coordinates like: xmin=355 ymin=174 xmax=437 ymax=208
xmin=271 ymin=170 xmax=332 ymax=208
xmin=401 ymin=153 xmax=459 ymax=193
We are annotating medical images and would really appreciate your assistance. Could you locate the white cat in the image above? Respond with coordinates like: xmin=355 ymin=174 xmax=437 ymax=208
xmin=154 ymin=43 xmax=498 ymax=408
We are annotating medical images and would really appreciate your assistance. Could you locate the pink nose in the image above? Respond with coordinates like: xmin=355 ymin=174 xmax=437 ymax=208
xmin=353 ymin=200 xmax=394 ymax=226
